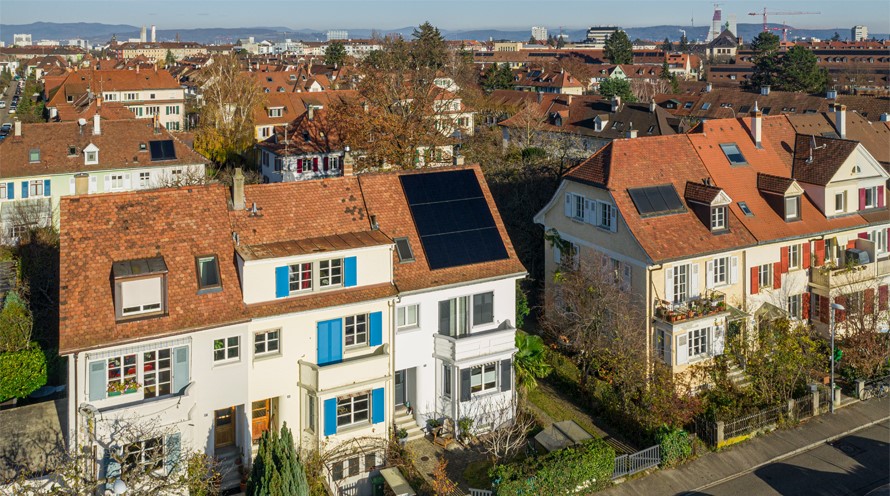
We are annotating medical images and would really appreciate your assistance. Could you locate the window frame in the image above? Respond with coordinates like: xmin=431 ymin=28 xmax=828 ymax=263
xmin=288 ymin=262 xmax=312 ymax=293
xmin=142 ymin=348 xmax=172 ymax=399
xmin=29 ymin=148 xmax=40 ymax=163
xmin=106 ymin=354 xmax=138 ymax=395
xmin=784 ymin=196 xmax=801 ymax=221
xmin=396 ymin=304 xmax=419 ymax=330
xmin=123 ymin=437 xmax=164 ymax=474
xmin=319 ymin=258 xmax=343 ymax=288
xmin=470 ymin=362 xmax=498 ymax=395
xmin=213 ymin=336 xmax=240 ymax=363
xmin=195 ymin=255 xmax=222 ymax=294
xmin=787 ymin=294 xmax=802 ymax=319
xmin=719 ymin=143 xmax=747 ymax=165
xmin=758 ymin=264 xmax=772 ymax=290
xmin=710 ymin=206 xmax=726 ymax=231
xmin=472 ymin=292 xmax=495 ymax=327
xmin=443 ymin=364 xmax=452 ymax=399
xmin=673 ymin=264 xmax=688 ymax=303
xmin=28 ymin=180 xmax=45 ymax=197
xmin=344 ymin=314 xmax=368 ymax=347
xmin=788 ymin=245 xmax=801 ymax=269
xmin=835 ymin=191 xmax=847 ymax=213
xmin=713 ymin=257 xmax=728 ymax=286
xmin=688 ymin=328 xmax=709 ymax=358
xmin=864 ymin=186 xmax=878 ymax=209
xmin=254 ymin=329 xmax=280 ymax=357
xmin=336 ymin=392 xmax=371 ymax=428
xmin=139 ymin=172 xmax=151 ymax=188
xmin=600 ymin=202 xmax=614 ymax=230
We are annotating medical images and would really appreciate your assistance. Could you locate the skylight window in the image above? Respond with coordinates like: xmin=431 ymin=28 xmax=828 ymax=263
xmin=761 ymin=107 xmax=772 ymax=115
xmin=701 ymin=102 xmax=711 ymax=110
xmin=394 ymin=237 xmax=415 ymax=263
xmin=684 ymin=102 xmax=693 ymax=109
xmin=738 ymin=202 xmax=754 ymax=216
xmin=720 ymin=143 xmax=747 ymax=165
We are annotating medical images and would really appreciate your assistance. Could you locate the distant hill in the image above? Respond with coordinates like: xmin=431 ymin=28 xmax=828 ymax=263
xmin=1 ymin=22 xmax=885 ymax=47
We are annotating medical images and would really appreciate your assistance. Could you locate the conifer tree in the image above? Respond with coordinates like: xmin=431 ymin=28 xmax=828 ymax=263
xmin=246 ymin=424 xmax=309 ymax=496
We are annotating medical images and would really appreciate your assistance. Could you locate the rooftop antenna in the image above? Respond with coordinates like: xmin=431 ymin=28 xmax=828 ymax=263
xmin=807 ymin=134 xmax=826 ymax=164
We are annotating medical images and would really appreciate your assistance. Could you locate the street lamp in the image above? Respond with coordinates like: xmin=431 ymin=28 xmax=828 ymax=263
xmin=829 ymin=302 xmax=845 ymax=414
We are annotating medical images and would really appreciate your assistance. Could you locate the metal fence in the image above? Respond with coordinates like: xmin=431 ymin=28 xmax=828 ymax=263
xmin=468 ymin=489 xmax=493 ymax=496
xmin=723 ymin=403 xmax=782 ymax=440
xmin=693 ymin=417 xmax=718 ymax=447
xmin=791 ymin=394 xmax=814 ymax=421
xmin=612 ymin=444 xmax=661 ymax=479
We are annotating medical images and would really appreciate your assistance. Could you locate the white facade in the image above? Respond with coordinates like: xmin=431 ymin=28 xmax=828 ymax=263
xmin=531 ymin=26 xmax=548 ymax=41
xmin=327 ymin=30 xmax=349 ymax=41
xmin=13 ymin=33 xmax=32 ymax=46
xmin=852 ymin=25 xmax=868 ymax=42
xmin=95 ymin=88 xmax=184 ymax=131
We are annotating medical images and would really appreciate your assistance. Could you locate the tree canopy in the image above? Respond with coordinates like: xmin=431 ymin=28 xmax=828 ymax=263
xmin=661 ymin=37 xmax=672 ymax=53
xmin=604 ymin=30 xmax=633 ymax=65
xmin=324 ymin=41 xmax=347 ymax=67
xmin=481 ymin=63 xmax=514 ymax=92
xmin=411 ymin=21 xmax=447 ymax=70
xmin=247 ymin=424 xmax=309 ymax=496
xmin=598 ymin=78 xmax=636 ymax=102
xmin=778 ymin=46 xmax=829 ymax=93
xmin=748 ymin=32 xmax=781 ymax=89
xmin=165 ymin=49 xmax=176 ymax=67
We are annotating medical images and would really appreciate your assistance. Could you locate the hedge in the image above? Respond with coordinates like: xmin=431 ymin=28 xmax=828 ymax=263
xmin=655 ymin=425 xmax=692 ymax=468
xmin=491 ymin=438 xmax=615 ymax=495
xmin=0 ymin=342 xmax=47 ymax=402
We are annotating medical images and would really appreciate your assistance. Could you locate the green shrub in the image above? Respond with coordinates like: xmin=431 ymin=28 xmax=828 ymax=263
xmin=491 ymin=438 xmax=615 ymax=495
xmin=0 ymin=342 xmax=47 ymax=402
xmin=655 ymin=425 xmax=692 ymax=467
xmin=247 ymin=423 xmax=309 ymax=496
xmin=515 ymin=282 xmax=530 ymax=330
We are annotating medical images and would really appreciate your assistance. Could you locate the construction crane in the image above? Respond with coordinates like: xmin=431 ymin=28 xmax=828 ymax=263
xmin=770 ymin=22 xmax=793 ymax=43
xmin=749 ymin=8 xmax=820 ymax=33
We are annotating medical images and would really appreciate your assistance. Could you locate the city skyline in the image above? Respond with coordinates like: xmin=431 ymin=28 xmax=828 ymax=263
xmin=3 ymin=0 xmax=889 ymax=33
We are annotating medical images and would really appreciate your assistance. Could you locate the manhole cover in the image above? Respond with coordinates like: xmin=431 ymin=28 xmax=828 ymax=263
xmin=420 ymin=456 xmax=430 ymax=462
xmin=831 ymin=441 xmax=865 ymax=457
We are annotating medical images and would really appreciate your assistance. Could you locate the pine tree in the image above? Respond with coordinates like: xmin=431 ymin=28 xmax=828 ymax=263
xmin=778 ymin=46 xmax=829 ymax=93
xmin=556 ymin=36 xmax=565 ymax=49
xmin=246 ymin=424 xmax=309 ymax=496
xmin=748 ymin=32 xmax=781 ymax=89
xmin=679 ymin=34 xmax=689 ymax=52
xmin=831 ymin=32 xmax=841 ymax=42
xmin=660 ymin=60 xmax=672 ymax=80
xmin=661 ymin=37 xmax=672 ymax=53
xmin=164 ymin=49 xmax=176 ymax=67
xmin=411 ymin=21 xmax=446 ymax=70
xmin=604 ymin=30 xmax=633 ymax=65
xmin=325 ymin=41 xmax=347 ymax=67
xmin=598 ymin=78 xmax=636 ymax=102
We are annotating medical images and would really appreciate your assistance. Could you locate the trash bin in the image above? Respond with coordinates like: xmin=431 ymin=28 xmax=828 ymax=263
xmin=371 ymin=474 xmax=385 ymax=496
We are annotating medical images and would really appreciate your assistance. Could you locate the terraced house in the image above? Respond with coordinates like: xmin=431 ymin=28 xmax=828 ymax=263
xmin=59 ymin=165 xmax=524 ymax=495
xmin=536 ymin=105 xmax=889 ymax=377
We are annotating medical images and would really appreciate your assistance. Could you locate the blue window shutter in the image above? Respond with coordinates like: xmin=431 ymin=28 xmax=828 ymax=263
xmin=324 ymin=398 xmax=337 ymax=436
xmin=317 ymin=319 xmax=343 ymax=365
xmin=344 ymin=256 xmax=357 ymax=287
xmin=317 ymin=320 xmax=331 ymax=365
xmin=369 ymin=311 xmax=383 ymax=346
xmin=44 ymin=179 xmax=51 ymax=197
xmin=88 ymin=360 xmax=106 ymax=401
xmin=172 ymin=346 xmax=189 ymax=394
xmin=21 ymin=181 xmax=28 ymax=199
xmin=165 ymin=432 xmax=181 ymax=474
xmin=371 ymin=387 xmax=384 ymax=424
xmin=6 ymin=182 xmax=13 ymax=199
xmin=275 ymin=266 xmax=289 ymax=298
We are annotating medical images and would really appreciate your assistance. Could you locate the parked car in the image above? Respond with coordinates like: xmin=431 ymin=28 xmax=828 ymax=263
xmin=0 ymin=101 xmax=6 ymax=109
xmin=0 ymin=123 xmax=10 ymax=135
xmin=8 ymin=107 xmax=15 ymax=114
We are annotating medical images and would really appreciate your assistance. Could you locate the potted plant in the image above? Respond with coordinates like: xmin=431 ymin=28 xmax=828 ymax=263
xmin=239 ymin=465 xmax=248 ymax=492
xmin=426 ymin=418 xmax=442 ymax=437
xmin=457 ymin=417 xmax=474 ymax=443
xmin=396 ymin=428 xmax=409 ymax=446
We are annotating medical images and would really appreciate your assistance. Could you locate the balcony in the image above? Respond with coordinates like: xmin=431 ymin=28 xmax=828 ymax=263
xmin=434 ymin=320 xmax=517 ymax=364
xmin=299 ymin=345 xmax=390 ymax=393
xmin=810 ymin=262 xmax=877 ymax=290
xmin=877 ymin=256 xmax=890 ymax=277
xmin=654 ymin=290 xmax=728 ymax=325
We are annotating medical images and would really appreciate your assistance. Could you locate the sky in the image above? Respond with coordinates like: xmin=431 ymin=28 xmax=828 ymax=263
xmin=2 ymin=0 xmax=888 ymax=32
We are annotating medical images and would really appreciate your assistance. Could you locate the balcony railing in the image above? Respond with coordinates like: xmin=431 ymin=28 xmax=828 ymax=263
xmin=810 ymin=261 xmax=876 ymax=289
xmin=299 ymin=345 xmax=390 ymax=393
xmin=654 ymin=290 xmax=727 ymax=325
xmin=877 ymin=257 xmax=890 ymax=276
xmin=434 ymin=320 xmax=517 ymax=363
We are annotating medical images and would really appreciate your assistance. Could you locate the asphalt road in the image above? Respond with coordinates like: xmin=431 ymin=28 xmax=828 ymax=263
xmin=695 ymin=421 xmax=890 ymax=496
xmin=1 ymin=81 xmax=21 ymax=127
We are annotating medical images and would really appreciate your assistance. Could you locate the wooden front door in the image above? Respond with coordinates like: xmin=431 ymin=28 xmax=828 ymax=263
xmin=251 ymin=399 xmax=271 ymax=444
xmin=214 ymin=407 xmax=235 ymax=448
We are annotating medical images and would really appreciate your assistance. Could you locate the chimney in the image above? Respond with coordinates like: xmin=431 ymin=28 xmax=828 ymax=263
xmin=136 ymin=65 xmax=140 ymax=74
xmin=626 ymin=129 xmax=638 ymax=139
xmin=342 ymin=146 xmax=354 ymax=176
xmin=750 ymin=101 xmax=762 ymax=148
xmin=705 ymin=82 xmax=712 ymax=92
xmin=826 ymin=88 xmax=837 ymax=100
xmin=232 ymin=168 xmax=245 ymax=210
xmin=453 ymin=152 xmax=465 ymax=166
xmin=96 ymin=95 xmax=102 ymax=108
xmin=880 ymin=112 xmax=889 ymax=122
xmin=567 ymin=95 xmax=573 ymax=105
xmin=93 ymin=113 xmax=101 ymax=135
xmin=74 ymin=173 xmax=89 ymax=195
xmin=760 ymin=85 xmax=770 ymax=96
xmin=835 ymin=104 xmax=847 ymax=139
xmin=611 ymin=96 xmax=621 ymax=113
xmin=307 ymin=106 xmax=314 ymax=121
xmin=537 ymin=91 xmax=543 ymax=104
xmin=649 ymin=99 xmax=656 ymax=113
xmin=14 ymin=120 xmax=21 ymax=137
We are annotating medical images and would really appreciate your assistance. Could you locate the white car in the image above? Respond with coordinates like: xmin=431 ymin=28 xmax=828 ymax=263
xmin=8 ymin=107 xmax=15 ymax=114
xmin=0 ymin=101 xmax=5 ymax=109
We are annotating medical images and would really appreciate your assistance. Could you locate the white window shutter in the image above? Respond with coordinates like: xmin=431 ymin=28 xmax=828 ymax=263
xmin=730 ymin=256 xmax=739 ymax=284
xmin=689 ymin=263 xmax=700 ymax=298
xmin=103 ymin=175 xmax=110 ymax=192
xmin=712 ymin=325 xmax=725 ymax=356
xmin=706 ymin=261 xmax=714 ymax=289
xmin=123 ymin=173 xmax=132 ymax=190
xmin=69 ymin=177 xmax=75 ymax=194
xmin=609 ymin=204 xmax=617 ymax=232
xmin=591 ymin=200 xmax=600 ymax=226
xmin=584 ymin=199 xmax=595 ymax=225
xmin=676 ymin=334 xmax=689 ymax=364
xmin=564 ymin=193 xmax=573 ymax=217
xmin=89 ymin=176 xmax=98 ymax=193
xmin=664 ymin=266 xmax=674 ymax=303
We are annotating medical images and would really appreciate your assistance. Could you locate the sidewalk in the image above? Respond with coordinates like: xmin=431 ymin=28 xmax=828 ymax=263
xmin=602 ymin=397 xmax=890 ymax=496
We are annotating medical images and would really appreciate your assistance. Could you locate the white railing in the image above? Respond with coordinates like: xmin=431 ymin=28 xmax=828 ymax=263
xmin=469 ymin=489 xmax=493 ymax=496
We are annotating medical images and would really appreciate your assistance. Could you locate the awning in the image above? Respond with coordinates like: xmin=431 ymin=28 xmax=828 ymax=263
xmin=380 ymin=467 xmax=416 ymax=496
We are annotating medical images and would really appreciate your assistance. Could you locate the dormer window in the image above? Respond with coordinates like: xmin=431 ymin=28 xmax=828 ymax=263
xmin=83 ymin=143 xmax=99 ymax=165
xmin=710 ymin=206 xmax=726 ymax=231
xmin=784 ymin=196 xmax=801 ymax=221
xmin=268 ymin=107 xmax=283 ymax=118
xmin=29 ymin=149 xmax=40 ymax=163
xmin=196 ymin=255 xmax=221 ymax=294
xmin=113 ymin=257 xmax=168 ymax=321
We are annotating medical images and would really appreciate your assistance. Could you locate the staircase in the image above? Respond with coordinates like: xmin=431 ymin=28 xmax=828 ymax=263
xmin=216 ymin=446 xmax=243 ymax=492
xmin=726 ymin=358 xmax=751 ymax=389
xmin=394 ymin=406 xmax=424 ymax=442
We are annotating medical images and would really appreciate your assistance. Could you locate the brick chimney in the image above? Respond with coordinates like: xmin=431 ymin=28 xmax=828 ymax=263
xmin=74 ymin=173 xmax=89 ymax=195
xmin=834 ymin=104 xmax=847 ymax=139
xmin=750 ymin=101 xmax=762 ymax=148
xmin=649 ymin=99 xmax=656 ymax=113
xmin=611 ymin=96 xmax=621 ymax=113
xmin=342 ymin=146 xmax=354 ymax=176
xmin=232 ymin=168 xmax=245 ymax=210
xmin=14 ymin=120 xmax=21 ymax=137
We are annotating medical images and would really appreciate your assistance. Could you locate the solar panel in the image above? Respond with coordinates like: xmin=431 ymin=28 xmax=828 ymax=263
xmin=149 ymin=140 xmax=176 ymax=161
xmin=400 ymin=170 xmax=509 ymax=270
xmin=627 ymin=184 xmax=686 ymax=217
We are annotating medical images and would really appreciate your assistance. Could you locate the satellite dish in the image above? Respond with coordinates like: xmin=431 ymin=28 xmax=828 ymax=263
xmin=77 ymin=118 xmax=87 ymax=126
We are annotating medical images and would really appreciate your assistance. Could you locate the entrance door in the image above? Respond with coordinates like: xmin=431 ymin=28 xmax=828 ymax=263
xmin=394 ymin=370 xmax=406 ymax=406
xmin=214 ymin=407 xmax=235 ymax=448
xmin=252 ymin=399 xmax=271 ymax=444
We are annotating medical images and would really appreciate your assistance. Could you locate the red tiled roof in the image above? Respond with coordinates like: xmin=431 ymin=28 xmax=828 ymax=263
xmin=46 ymin=69 xmax=181 ymax=107
xmin=684 ymin=181 xmax=721 ymax=204
xmin=791 ymin=135 xmax=859 ymax=186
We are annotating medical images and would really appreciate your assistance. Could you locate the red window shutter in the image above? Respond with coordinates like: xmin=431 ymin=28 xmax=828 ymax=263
xmin=858 ymin=232 xmax=868 ymax=239
xmin=814 ymin=241 xmax=825 ymax=266
xmin=859 ymin=188 xmax=866 ymax=210
xmin=773 ymin=262 xmax=781 ymax=289
xmin=297 ymin=158 xmax=303 ymax=173
xmin=820 ymin=295 xmax=829 ymax=324
xmin=865 ymin=288 xmax=875 ymax=315
xmin=847 ymin=239 xmax=857 ymax=249
xmin=835 ymin=296 xmax=846 ymax=323
xmin=802 ymin=292 xmax=810 ymax=320
xmin=312 ymin=157 xmax=319 ymax=171
xmin=879 ymin=285 xmax=889 ymax=311
xmin=323 ymin=156 xmax=329 ymax=171
xmin=780 ymin=246 xmax=789 ymax=273
xmin=750 ymin=266 xmax=759 ymax=294
xmin=879 ymin=185 xmax=885 ymax=208
xmin=802 ymin=242 xmax=811 ymax=269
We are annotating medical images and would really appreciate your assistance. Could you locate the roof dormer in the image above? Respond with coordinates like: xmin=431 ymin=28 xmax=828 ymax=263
xmin=756 ymin=173 xmax=804 ymax=222
xmin=684 ymin=181 xmax=731 ymax=233
xmin=83 ymin=143 xmax=99 ymax=165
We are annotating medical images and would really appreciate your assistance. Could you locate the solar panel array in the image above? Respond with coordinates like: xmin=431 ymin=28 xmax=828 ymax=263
xmin=627 ymin=184 xmax=686 ymax=217
xmin=149 ymin=140 xmax=176 ymax=161
xmin=400 ymin=170 xmax=509 ymax=270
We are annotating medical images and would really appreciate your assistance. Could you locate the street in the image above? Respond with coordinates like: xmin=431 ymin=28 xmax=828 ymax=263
xmin=0 ymin=81 xmax=19 ymax=127
xmin=694 ymin=421 xmax=890 ymax=496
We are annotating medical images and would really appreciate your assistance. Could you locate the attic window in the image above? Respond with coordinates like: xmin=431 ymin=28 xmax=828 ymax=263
xmin=647 ymin=125 xmax=655 ymax=134
xmin=394 ymin=238 xmax=415 ymax=263
xmin=719 ymin=143 xmax=747 ymax=166
xmin=68 ymin=146 xmax=77 ymax=157
xmin=196 ymin=255 xmax=222 ymax=294
xmin=761 ymin=107 xmax=772 ymax=115
xmin=784 ymin=196 xmax=801 ymax=222
xmin=684 ymin=102 xmax=693 ymax=109
xmin=139 ymin=142 xmax=147 ymax=151
xmin=710 ymin=206 xmax=727 ymax=231
xmin=738 ymin=202 xmax=754 ymax=216
xmin=701 ymin=103 xmax=711 ymax=110
xmin=29 ymin=149 xmax=40 ymax=163
xmin=112 ymin=257 xmax=168 ymax=321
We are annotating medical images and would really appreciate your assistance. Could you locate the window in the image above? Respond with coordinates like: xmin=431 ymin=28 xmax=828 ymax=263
xmin=443 ymin=364 xmax=452 ymax=398
xmin=268 ymin=107 xmax=283 ymax=118
xmin=684 ymin=101 xmax=693 ymax=109
xmin=701 ymin=102 xmax=711 ymax=110
xmin=713 ymin=257 xmax=728 ymax=286
xmin=213 ymin=336 xmax=240 ymax=362
xmin=308 ymin=395 xmax=316 ymax=433
xmin=0 ymin=183 xmax=5 ymax=199
xmin=165 ymin=105 xmax=180 ymax=115
xmin=470 ymin=363 xmax=497 ymax=394
xmin=114 ymin=258 xmax=167 ymax=319
xmin=572 ymin=194 xmax=584 ymax=220
xmin=672 ymin=265 xmax=688 ymax=303
xmin=143 ymin=348 xmax=172 ymax=398
xmin=86 ymin=151 xmax=98 ymax=163
xmin=813 ymin=294 xmax=822 ymax=320
xmin=336 ymin=393 xmax=370 ymax=427
xmin=107 ymin=354 xmax=138 ymax=395
xmin=864 ymin=186 xmax=878 ymax=209
xmin=165 ymin=121 xmax=180 ymax=131
xmin=125 ymin=92 xmax=138 ymax=101
xmin=472 ymin=292 xmax=494 ymax=326
xmin=149 ymin=93 xmax=156 ymax=99
xmin=344 ymin=314 xmax=368 ymax=347
xmin=110 ymin=174 xmax=124 ymax=190
xmin=123 ymin=438 xmax=163 ymax=474
xmin=710 ymin=206 xmax=726 ymax=231
xmin=789 ymin=245 xmax=801 ymax=269
xmin=394 ymin=238 xmax=414 ymax=263
xmin=600 ymin=202 xmax=614 ymax=230
xmin=439 ymin=296 xmax=469 ymax=337
xmin=397 ymin=304 xmax=419 ymax=329
xmin=758 ymin=264 xmax=772 ymax=290
xmin=875 ymin=229 xmax=888 ymax=254
xmin=139 ymin=172 xmax=150 ymax=188
xmin=68 ymin=145 xmax=77 ymax=156
xmin=196 ymin=255 xmax=221 ymax=292
xmin=688 ymin=328 xmax=708 ymax=358
xmin=288 ymin=263 xmax=312 ymax=292
xmin=255 ymin=330 xmax=280 ymax=356
xmin=319 ymin=259 xmax=342 ymax=287
xmin=785 ymin=196 xmax=800 ymax=221
xmin=719 ymin=143 xmax=747 ymax=165
xmin=29 ymin=149 xmax=40 ymax=163
xmin=835 ymin=191 xmax=847 ymax=213
xmin=787 ymin=294 xmax=802 ymax=319
xmin=28 ymin=180 xmax=44 ymax=197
